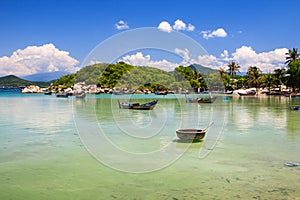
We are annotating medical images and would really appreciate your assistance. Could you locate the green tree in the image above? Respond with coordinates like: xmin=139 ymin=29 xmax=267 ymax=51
xmin=52 ymin=74 xmax=76 ymax=89
xmin=247 ymin=66 xmax=261 ymax=92
xmin=285 ymin=48 xmax=299 ymax=65
xmin=174 ymin=66 xmax=207 ymax=92
xmin=218 ymin=67 xmax=226 ymax=77
xmin=205 ymin=73 xmax=224 ymax=91
xmin=235 ymin=76 xmax=247 ymax=89
xmin=260 ymin=73 xmax=275 ymax=94
xmin=273 ymin=68 xmax=286 ymax=91
xmin=286 ymin=60 xmax=300 ymax=92
xmin=227 ymin=61 xmax=240 ymax=78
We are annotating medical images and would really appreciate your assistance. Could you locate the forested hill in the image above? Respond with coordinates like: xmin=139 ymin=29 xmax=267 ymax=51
xmin=53 ymin=62 xmax=178 ymax=91
xmin=0 ymin=75 xmax=51 ymax=87
xmin=188 ymin=64 xmax=218 ymax=75
xmin=52 ymin=62 xmax=222 ymax=92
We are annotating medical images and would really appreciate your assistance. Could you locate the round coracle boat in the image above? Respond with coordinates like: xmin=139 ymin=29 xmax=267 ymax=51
xmin=176 ymin=129 xmax=206 ymax=140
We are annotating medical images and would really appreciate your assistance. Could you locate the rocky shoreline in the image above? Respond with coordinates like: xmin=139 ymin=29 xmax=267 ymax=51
xmin=21 ymin=82 xmax=177 ymax=95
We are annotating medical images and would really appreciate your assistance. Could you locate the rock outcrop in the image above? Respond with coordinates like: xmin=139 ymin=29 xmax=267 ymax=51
xmin=22 ymin=85 xmax=43 ymax=93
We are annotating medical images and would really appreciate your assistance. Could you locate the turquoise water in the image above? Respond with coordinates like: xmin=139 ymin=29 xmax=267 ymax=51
xmin=0 ymin=92 xmax=300 ymax=199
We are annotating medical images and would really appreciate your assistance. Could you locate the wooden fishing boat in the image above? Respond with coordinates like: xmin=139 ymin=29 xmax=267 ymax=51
xmin=237 ymin=90 xmax=256 ymax=96
xmin=176 ymin=129 xmax=206 ymax=140
xmin=289 ymin=105 xmax=300 ymax=110
xmin=56 ymin=93 xmax=69 ymax=98
xmin=118 ymin=99 xmax=158 ymax=110
xmin=43 ymin=90 xmax=52 ymax=95
xmin=224 ymin=90 xmax=233 ymax=94
xmin=186 ymin=96 xmax=217 ymax=103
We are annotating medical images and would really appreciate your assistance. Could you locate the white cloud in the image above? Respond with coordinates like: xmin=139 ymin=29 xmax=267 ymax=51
xmin=221 ymin=50 xmax=229 ymax=58
xmin=158 ymin=21 xmax=172 ymax=33
xmin=119 ymin=52 xmax=178 ymax=71
xmin=118 ymin=46 xmax=288 ymax=73
xmin=115 ymin=20 xmax=129 ymax=30
xmin=190 ymin=46 xmax=287 ymax=72
xmin=231 ymin=46 xmax=288 ymax=72
xmin=187 ymin=24 xmax=195 ymax=31
xmin=173 ymin=19 xmax=186 ymax=31
xmin=158 ymin=19 xmax=195 ymax=32
xmin=0 ymin=43 xmax=79 ymax=76
xmin=201 ymin=28 xmax=228 ymax=39
xmin=174 ymin=48 xmax=190 ymax=65
xmin=194 ymin=55 xmax=221 ymax=69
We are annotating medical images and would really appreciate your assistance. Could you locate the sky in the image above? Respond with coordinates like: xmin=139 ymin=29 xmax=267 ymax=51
xmin=0 ymin=0 xmax=299 ymax=76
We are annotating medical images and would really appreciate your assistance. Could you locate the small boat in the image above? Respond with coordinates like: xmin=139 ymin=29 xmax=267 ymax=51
xmin=154 ymin=91 xmax=167 ymax=95
xmin=289 ymin=105 xmax=300 ymax=110
xmin=75 ymin=93 xmax=86 ymax=99
xmin=44 ymin=91 xmax=52 ymax=95
xmin=176 ymin=129 xmax=206 ymax=141
xmin=43 ymin=90 xmax=52 ymax=95
xmin=237 ymin=90 xmax=256 ymax=96
xmin=56 ymin=93 xmax=69 ymax=98
xmin=118 ymin=99 xmax=158 ymax=110
xmin=224 ymin=91 xmax=233 ymax=94
xmin=186 ymin=96 xmax=217 ymax=103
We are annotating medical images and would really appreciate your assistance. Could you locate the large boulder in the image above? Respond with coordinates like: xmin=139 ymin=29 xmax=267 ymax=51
xmin=22 ymin=85 xmax=43 ymax=93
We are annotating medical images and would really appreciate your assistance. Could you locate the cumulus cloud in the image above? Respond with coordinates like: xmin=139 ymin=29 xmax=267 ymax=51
xmin=158 ymin=21 xmax=172 ymax=33
xmin=201 ymin=28 xmax=228 ymax=39
xmin=0 ymin=43 xmax=79 ymax=76
xmin=174 ymin=48 xmax=191 ymax=65
xmin=173 ymin=19 xmax=186 ymax=31
xmin=187 ymin=24 xmax=195 ymax=31
xmin=190 ymin=46 xmax=288 ymax=72
xmin=231 ymin=46 xmax=288 ymax=72
xmin=158 ymin=19 xmax=195 ymax=32
xmin=115 ymin=20 xmax=129 ymax=30
xmin=118 ymin=46 xmax=288 ymax=73
xmin=119 ymin=52 xmax=179 ymax=71
xmin=194 ymin=55 xmax=222 ymax=69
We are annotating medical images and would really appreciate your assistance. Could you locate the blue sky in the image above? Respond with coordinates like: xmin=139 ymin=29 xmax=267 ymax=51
xmin=0 ymin=0 xmax=299 ymax=76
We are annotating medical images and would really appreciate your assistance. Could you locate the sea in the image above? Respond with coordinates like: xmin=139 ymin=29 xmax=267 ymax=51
xmin=0 ymin=89 xmax=300 ymax=199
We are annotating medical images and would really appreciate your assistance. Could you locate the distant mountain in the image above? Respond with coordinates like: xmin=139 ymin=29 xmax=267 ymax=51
xmin=0 ymin=75 xmax=50 ymax=87
xmin=187 ymin=64 xmax=218 ymax=75
xmin=21 ymin=71 xmax=70 ymax=82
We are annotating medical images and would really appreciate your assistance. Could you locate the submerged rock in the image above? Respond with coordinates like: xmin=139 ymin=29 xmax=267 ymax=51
xmin=284 ymin=162 xmax=299 ymax=167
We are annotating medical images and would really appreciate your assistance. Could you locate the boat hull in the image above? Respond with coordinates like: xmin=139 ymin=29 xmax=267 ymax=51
xmin=290 ymin=106 xmax=300 ymax=110
xmin=56 ymin=93 xmax=69 ymax=98
xmin=176 ymin=129 xmax=206 ymax=140
xmin=119 ymin=100 xmax=158 ymax=110
xmin=238 ymin=91 xmax=256 ymax=96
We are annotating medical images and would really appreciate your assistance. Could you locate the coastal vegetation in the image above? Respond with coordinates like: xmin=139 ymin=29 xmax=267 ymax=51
xmin=51 ymin=62 xmax=219 ymax=93
xmin=220 ymin=47 xmax=300 ymax=94
xmin=0 ymin=75 xmax=51 ymax=88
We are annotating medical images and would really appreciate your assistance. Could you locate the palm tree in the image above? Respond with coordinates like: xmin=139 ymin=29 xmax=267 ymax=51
xmin=218 ymin=67 xmax=226 ymax=77
xmin=285 ymin=48 xmax=299 ymax=65
xmin=286 ymin=60 xmax=300 ymax=92
xmin=227 ymin=62 xmax=240 ymax=78
xmin=260 ymin=73 xmax=274 ymax=94
xmin=247 ymin=66 xmax=261 ymax=92
xmin=273 ymin=68 xmax=286 ymax=92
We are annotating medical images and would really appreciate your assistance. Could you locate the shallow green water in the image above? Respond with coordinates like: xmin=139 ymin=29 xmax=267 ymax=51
xmin=1 ymin=93 xmax=300 ymax=199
